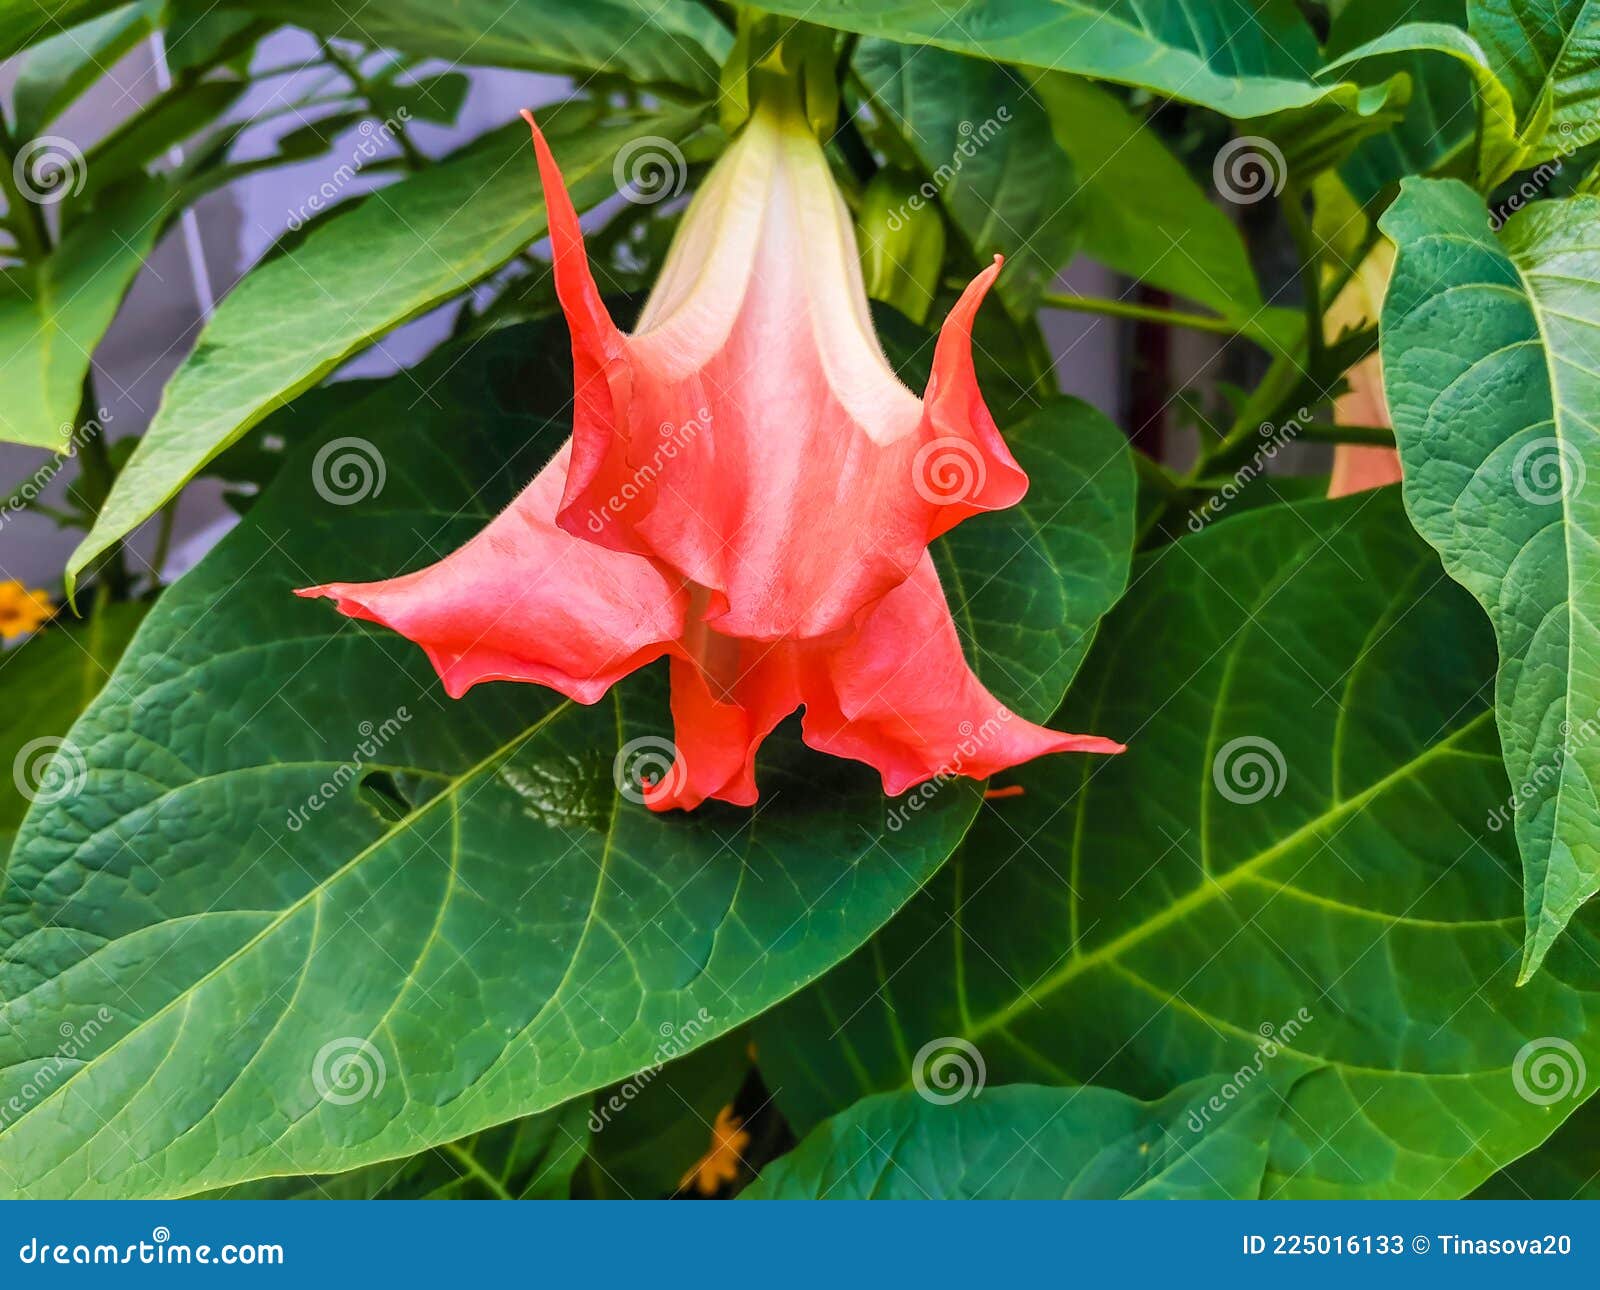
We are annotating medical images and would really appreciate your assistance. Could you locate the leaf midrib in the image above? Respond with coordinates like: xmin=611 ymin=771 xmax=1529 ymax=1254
xmin=965 ymin=706 xmax=1496 ymax=1040
xmin=0 ymin=698 xmax=574 ymax=1147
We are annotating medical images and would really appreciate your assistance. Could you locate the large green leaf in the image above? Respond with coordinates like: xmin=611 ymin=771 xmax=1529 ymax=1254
xmin=0 ymin=308 xmax=1131 ymax=1197
xmin=223 ymin=0 xmax=730 ymax=97
xmin=10 ymin=1 xmax=157 ymax=138
xmin=1381 ymin=179 xmax=1600 ymax=979
xmin=758 ymin=490 xmax=1600 ymax=1198
xmin=65 ymin=107 xmax=701 ymax=595
xmin=1031 ymin=76 xmax=1292 ymax=350
xmin=756 ymin=0 xmax=1401 ymax=122
xmin=203 ymin=1099 xmax=591 ymax=1199
xmin=0 ymin=180 xmax=170 ymax=450
xmin=1473 ymin=1089 xmax=1600 ymax=1198
xmin=0 ymin=600 xmax=146 ymax=861
xmin=1470 ymin=0 xmax=1600 ymax=162
xmin=853 ymin=41 xmax=1078 ymax=318
xmin=0 ymin=0 xmax=126 ymax=60
xmin=746 ymin=1079 xmax=1281 ymax=1199
xmin=1333 ymin=0 xmax=1478 ymax=205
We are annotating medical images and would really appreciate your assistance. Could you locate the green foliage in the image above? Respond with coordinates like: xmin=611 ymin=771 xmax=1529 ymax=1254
xmin=6 ymin=0 xmax=1600 ymax=1202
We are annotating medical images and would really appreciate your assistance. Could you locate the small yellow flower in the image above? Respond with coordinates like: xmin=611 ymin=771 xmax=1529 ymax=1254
xmin=680 ymin=1104 xmax=750 ymax=1197
xmin=0 ymin=581 xmax=54 ymax=641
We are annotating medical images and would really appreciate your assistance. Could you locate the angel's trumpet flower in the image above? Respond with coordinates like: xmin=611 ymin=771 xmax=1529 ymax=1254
xmin=298 ymin=85 xmax=1123 ymax=809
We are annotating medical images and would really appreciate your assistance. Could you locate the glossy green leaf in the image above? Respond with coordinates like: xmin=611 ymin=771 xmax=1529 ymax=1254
xmin=1322 ymin=22 xmax=1525 ymax=186
xmin=1031 ymin=76 xmax=1291 ymax=350
xmin=10 ymin=2 xmax=156 ymax=138
xmin=203 ymin=1099 xmax=591 ymax=1199
xmin=0 ymin=322 xmax=992 ymax=1199
xmin=1381 ymin=179 xmax=1600 ymax=979
xmin=0 ymin=0 xmax=127 ymax=61
xmin=756 ymin=0 xmax=1401 ymax=123
xmin=222 ymin=0 xmax=731 ymax=98
xmin=0 ymin=601 xmax=146 ymax=861
xmin=1470 ymin=0 xmax=1600 ymax=162
xmin=1333 ymin=0 xmax=1478 ymax=205
xmin=0 ymin=179 xmax=170 ymax=450
xmin=66 ymin=108 xmax=701 ymax=595
xmin=758 ymin=491 xmax=1600 ymax=1198
xmin=853 ymin=41 xmax=1078 ymax=317
xmin=1473 ymin=1092 xmax=1600 ymax=1198
xmin=747 ymin=1080 xmax=1281 ymax=1199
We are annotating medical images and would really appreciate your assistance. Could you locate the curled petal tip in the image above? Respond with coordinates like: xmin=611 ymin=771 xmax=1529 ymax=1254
xmin=519 ymin=107 xmax=538 ymax=133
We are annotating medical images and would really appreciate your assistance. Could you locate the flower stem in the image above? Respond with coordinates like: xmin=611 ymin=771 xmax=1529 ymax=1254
xmin=1038 ymin=290 xmax=1241 ymax=337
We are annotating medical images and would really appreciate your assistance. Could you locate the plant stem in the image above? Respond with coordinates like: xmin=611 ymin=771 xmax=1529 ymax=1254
xmin=0 ymin=107 xmax=52 ymax=264
xmin=1281 ymin=187 xmax=1325 ymax=374
xmin=69 ymin=378 xmax=130 ymax=601
xmin=319 ymin=40 xmax=427 ymax=171
xmin=1293 ymin=420 xmax=1395 ymax=447
xmin=1038 ymin=290 xmax=1241 ymax=337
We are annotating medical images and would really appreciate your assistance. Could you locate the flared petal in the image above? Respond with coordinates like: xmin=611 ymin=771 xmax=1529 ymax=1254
xmin=525 ymin=95 xmax=1027 ymax=642
xmin=644 ymin=555 xmax=1122 ymax=810
xmin=802 ymin=555 xmax=1123 ymax=795
xmin=296 ymin=444 xmax=686 ymax=702
xmin=1325 ymin=244 xmax=1402 ymax=499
